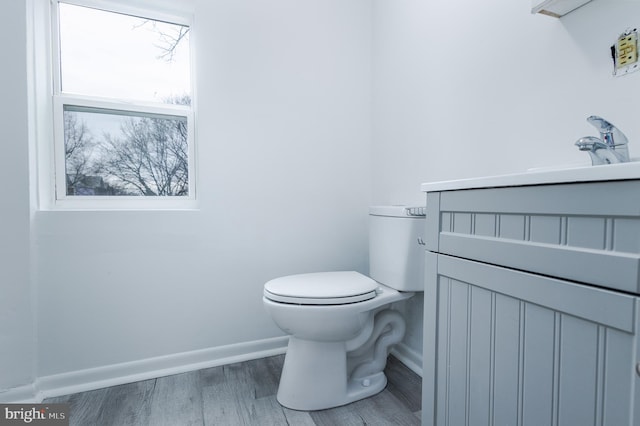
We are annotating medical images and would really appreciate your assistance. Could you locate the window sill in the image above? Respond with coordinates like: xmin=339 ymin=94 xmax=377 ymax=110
xmin=40 ymin=197 xmax=199 ymax=211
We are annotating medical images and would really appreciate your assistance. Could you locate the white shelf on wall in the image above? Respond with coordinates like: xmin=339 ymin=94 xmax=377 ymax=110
xmin=531 ymin=0 xmax=593 ymax=17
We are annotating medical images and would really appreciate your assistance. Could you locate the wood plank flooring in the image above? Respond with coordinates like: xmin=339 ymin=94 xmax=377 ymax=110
xmin=44 ymin=354 xmax=421 ymax=425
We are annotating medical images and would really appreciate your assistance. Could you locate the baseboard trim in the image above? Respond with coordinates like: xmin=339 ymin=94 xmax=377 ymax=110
xmin=390 ymin=343 xmax=422 ymax=377
xmin=0 ymin=383 xmax=39 ymax=404
xmin=24 ymin=336 xmax=288 ymax=402
xmin=2 ymin=337 xmax=417 ymax=403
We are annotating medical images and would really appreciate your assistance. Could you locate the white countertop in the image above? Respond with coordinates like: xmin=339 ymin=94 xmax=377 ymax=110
xmin=421 ymin=161 xmax=640 ymax=192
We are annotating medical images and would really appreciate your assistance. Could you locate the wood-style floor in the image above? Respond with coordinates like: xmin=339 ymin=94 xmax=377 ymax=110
xmin=44 ymin=354 xmax=422 ymax=425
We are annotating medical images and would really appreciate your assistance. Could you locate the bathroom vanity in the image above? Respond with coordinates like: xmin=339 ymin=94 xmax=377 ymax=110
xmin=421 ymin=163 xmax=640 ymax=426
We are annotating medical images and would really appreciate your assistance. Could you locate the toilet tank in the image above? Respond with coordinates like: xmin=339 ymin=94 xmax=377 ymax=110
xmin=369 ymin=206 xmax=425 ymax=292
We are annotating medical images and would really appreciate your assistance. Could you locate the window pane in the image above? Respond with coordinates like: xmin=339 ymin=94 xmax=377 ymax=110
xmin=58 ymin=3 xmax=190 ymax=103
xmin=63 ymin=106 xmax=189 ymax=197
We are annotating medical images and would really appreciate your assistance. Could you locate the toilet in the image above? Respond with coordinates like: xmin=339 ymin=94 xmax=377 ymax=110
xmin=263 ymin=206 xmax=425 ymax=411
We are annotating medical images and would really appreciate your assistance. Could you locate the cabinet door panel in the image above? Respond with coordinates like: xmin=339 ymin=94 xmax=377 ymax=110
xmin=468 ymin=286 xmax=492 ymax=425
xmin=557 ymin=315 xmax=599 ymax=426
xmin=440 ymin=279 xmax=470 ymax=426
xmin=423 ymin=253 xmax=639 ymax=426
xmin=492 ymin=294 xmax=520 ymax=426
xmin=603 ymin=328 xmax=634 ymax=426
xmin=521 ymin=304 xmax=555 ymax=426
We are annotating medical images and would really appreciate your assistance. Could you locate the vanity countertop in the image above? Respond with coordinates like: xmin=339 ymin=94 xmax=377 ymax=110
xmin=421 ymin=161 xmax=640 ymax=193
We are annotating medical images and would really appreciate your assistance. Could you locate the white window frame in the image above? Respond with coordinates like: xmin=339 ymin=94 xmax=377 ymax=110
xmin=37 ymin=0 xmax=197 ymax=210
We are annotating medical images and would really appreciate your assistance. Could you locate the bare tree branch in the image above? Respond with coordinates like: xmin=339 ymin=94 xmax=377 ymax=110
xmin=95 ymin=106 xmax=189 ymax=196
xmin=64 ymin=112 xmax=95 ymax=193
xmin=63 ymin=96 xmax=190 ymax=197
xmin=134 ymin=19 xmax=189 ymax=62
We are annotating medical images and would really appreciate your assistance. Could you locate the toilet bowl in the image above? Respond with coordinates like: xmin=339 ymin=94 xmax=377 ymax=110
xmin=263 ymin=206 xmax=425 ymax=411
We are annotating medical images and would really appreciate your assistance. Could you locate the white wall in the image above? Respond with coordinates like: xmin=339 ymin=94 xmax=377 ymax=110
xmin=373 ymin=0 xmax=640 ymax=205
xmin=0 ymin=0 xmax=36 ymax=395
xmin=372 ymin=0 xmax=640 ymax=357
xmin=35 ymin=0 xmax=372 ymax=378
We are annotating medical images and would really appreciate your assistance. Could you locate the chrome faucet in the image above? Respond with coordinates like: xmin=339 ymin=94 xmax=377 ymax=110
xmin=575 ymin=116 xmax=630 ymax=165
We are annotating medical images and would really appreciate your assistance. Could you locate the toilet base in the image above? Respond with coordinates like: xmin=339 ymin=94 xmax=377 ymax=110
xmin=276 ymin=337 xmax=387 ymax=411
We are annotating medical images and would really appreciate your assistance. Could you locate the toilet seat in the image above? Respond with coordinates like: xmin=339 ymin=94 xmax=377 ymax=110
xmin=264 ymin=271 xmax=379 ymax=305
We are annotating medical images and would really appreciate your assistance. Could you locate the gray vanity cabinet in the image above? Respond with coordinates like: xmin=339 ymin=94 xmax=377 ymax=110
xmin=422 ymin=180 xmax=640 ymax=426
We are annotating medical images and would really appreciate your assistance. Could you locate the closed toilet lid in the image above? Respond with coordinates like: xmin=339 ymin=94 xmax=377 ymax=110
xmin=264 ymin=271 xmax=379 ymax=305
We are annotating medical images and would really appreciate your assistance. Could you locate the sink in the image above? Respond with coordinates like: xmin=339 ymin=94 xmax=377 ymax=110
xmin=421 ymin=160 xmax=640 ymax=193
xmin=527 ymin=157 xmax=640 ymax=173
xmin=526 ymin=161 xmax=591 ymax=172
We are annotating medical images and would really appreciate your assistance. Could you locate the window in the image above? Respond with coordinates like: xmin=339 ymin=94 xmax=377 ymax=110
xmin=50 ymin=0 xmax=195 ymax=207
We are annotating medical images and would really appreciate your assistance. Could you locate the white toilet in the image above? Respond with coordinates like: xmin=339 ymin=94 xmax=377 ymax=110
xmin=263 ymin=206 xmax=425 ymax=411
